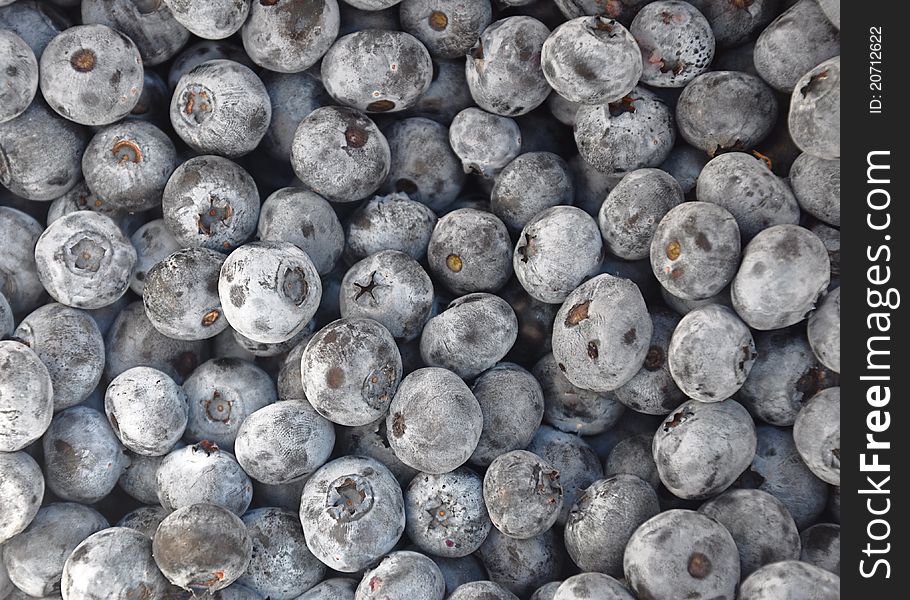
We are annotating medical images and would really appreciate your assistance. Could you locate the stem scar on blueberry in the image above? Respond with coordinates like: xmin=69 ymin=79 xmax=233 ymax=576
xmin=446 ymin=254 xmax=463 ymax=273
xmin=353 ymin=270 xmax=380 ymax=301
xmin=666 ymin=240 xmax=681 ymax=260
xmin=564 ymin=300 xmax=590 ymax=327
xmin=70 ymin=48 xmax=96 ymax=72
xmin=687 ymin=552 xmax=712 ymax=579
xmin=800 ymin=70 xmax=830 ymax=97
xmin=516 ymin=233 xmax=536 ymax=263
xmin=112 ymin=139 xmax=142 ymax=164
xmin=344 ymin=126 xmax=368 ymax=149
xmin=664 ymin=407 xmax=694 ymax=432
xmin=366 ymin=99 xmax=395 ymax=112
xmin=201 ymin=309 xmax=220 ymax=327
xmin=428 ymin=11 xmax=448 ymax=31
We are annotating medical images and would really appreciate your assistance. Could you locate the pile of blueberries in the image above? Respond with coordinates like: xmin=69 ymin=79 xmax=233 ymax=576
xmin=0 ymin=0 xmax=841 ymax=599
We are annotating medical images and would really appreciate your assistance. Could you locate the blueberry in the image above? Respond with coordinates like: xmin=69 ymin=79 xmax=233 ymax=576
xmin=0 ymin=0 xmax=71 ymax=58
xmin=117 ymin=505 xmax=169 ymax=539
xmin=404 ymin=58 xmax=475 ymax=123
xmin=46 ymin=180 xmax=142 ymax=236
xmin=299 ymin=456 xmax=405 ymax=572
xmin=449 ymin=108 xmax=522 ymax=177
xmin=1 ymin=503 xmax=108 ymax=597
xmin=499 ymin=279 xmax=558 ymax=367
xmin=0 ymin=341 xmax=53 ymax=452
xmin=546 ymin=92 xmax=580 ymax=127
xmin=128 ymin=219 xmax=182 ymax=295
xmin=0 ymin=451 xmax=44 ymax=544
xmin=339 ymin=250 xmax=434 ymax=340
xmin=553 ymin=0 xmax=650 ymax=24
xmin=654 ymin=399 xmax=757 ymax=499
xmin=238 ymin=508 xmax=327 ymax=600
xmin=61 ymin=527 xmax=175 ymax=600
xmin=153 ymin=503 xmax=254 ymax=594
xmin=321 ymin=29 xmax=432 ymax=113
xmin=260 ymin=70 xmax=330 ymax=162
xmin=344 ymin=0 xmax=403 ymax=10
xmin=631 ymin=1 xmax=714 ymax=88
xmin=553 ymin=573 xmax=635 ymax=600
xmin=614 ymin=308 xmax=685 ymax=415
xmin=232 ymin=319 xmax=316 ymax=358
xmin=476 ymin=528 xmax=564 ymax=598
xmin=259 ymin=189 xmax=343 ymax=275
xmin=336 ymin=418 xmax=419 ymax=485
xmin=0 ymin=291 xmax=12 ymax=337
xmin=242 ymin=0 xmax=340 ymax=73
xmin=551 ymin=273 xmax=653 ymax=392
xmin=104 ymin=366 xmax=188 ymax=456
xmin=118 ymin=451 xmax=170 ymax=504
xmin=660 ymin=143 xmax=709 ymax=194
xmin=532 ymin=353 xmax=625 ymax=434
xmin=39 ymin=24 xmax=143 ymax=126
xmin=399 ymin=0 xmax=492 ymax=59
xmin=0 ymin=208 xmax=45 ymax=314
xmin=807 ymin=287 xmax=839 ymax=373
xmin=427 ymin=209 xmax=512 ymax=296
xmin=731 ymin=224 xmax=830 ymax=330
xmin=291 ymin=106 xmax=391 ymax=203
xmin=492 ymin=152 xmax=573 ymax=232
xmin=355 ymin=551 xmax=445 ymax=600
xmin=753 ymin=0 xmax=839 ymax=92
xmin=297 ymin=578 xmax=358 ymax=600
xmin=405 ymin=467 xmax=491 ymax=557
xmin=800 ymin=523 xmax=840 ymax=575
xmin=157 ymin=441 xmax=252 ymax=515
xmin=81 ymin=120 xmax=178 ymax=213
xmin=793 ymin=386 xmax=839 ymax=485
xmin=449 ymin=581 xmax=519 ymax=600
xmin=0 ymin=30 xmax=38 ymax=124
xmin=183 ymin=357 xmax=277 ymax=450
xmin=530 ymin=581 xmax=562 ymax=600
xmin=623 ymin=509 xmax=740 ymax=600
xmin=171 ymin=59 xmax=272 ymax=157
xmin=483 ymin=450 xmax=562 ymax=539
xmin=345 ymin=192 xmax=437 ymax=263
xmin=167 ymin=40 xmax=256 ymax=90
xmin=566 ymin=155 xmax=619 ymax=217
xmin=42 ymin=406 xmax=128 ymax=503
xmin=425 ymin=555 xmax=487 ymax=596
xmin=676 ymin=71 xmax=777 ymax=155
xmin=163 ymin=0 xmax=252 ymax=40
xmin=466 ymin=17 xmax=551 ymax=116
xmin=738 ymin=561 xmax=839 ymax=599
xmin=695 ymin=152 xmax=801 ymax=240
xmin=527 ymin=425 xmax=603 ymax=525
xmin=162 ymin=155 xmax=261 ymax=252
xmin=131 ymin=69 xmax=171 ymax=124
xmin=687 ymin=0 xmax=779 ymax=47
xmin=542 ymin=16 xmax=642 ymax=104
xmin=603 ymin=433 xmax=662 ymax=489
xmin=790 ymin=153 xmax=840 ymax=226
xmin=0 ymin=99 xmax=88 ymax=201
xmin=81 ymin=0 xmax=190 ymax=66
xmin=14 ymin=303 xmax=105 ymax=411
xmin=788 ymin=56 xmax=840 ymax=160
xmin=574 ymin=86 xmax=675 ymax=176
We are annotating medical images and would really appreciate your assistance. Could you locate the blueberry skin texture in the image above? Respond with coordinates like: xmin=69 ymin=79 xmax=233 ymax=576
xmin=297 ymin=578 xmax=358 ymax=600
xmin=807 ymin=287 xmax=840 ymax=373
xmin=531 ymin=582 xmax=563 ymax=600
xmin=790 ymin=153 xmax=840 ymax=226
xmin=599 ymin=168 xmax=684 ymax=261
xmin=448 ymin=108 xmax=522 ymax=177
xmin=810 ymin=221 xmax=841 ymax=278
xmin=623 ymin=509 xmax=740 ymax=600
xmin=476 ymin=528 xmax=564 ymax=598
xmin=659 ymin=143 xmax=708 ymax=194
xmin=739 ymin=561 xmax=839 ymax=600
xmin=260 ymin=70 xmax=330 ymax=162
xmin=183 ymin=357 xmax=277 ymax=450
xmin=0 ymin=341 xmax=53 ymax=452
xmin=258 ymin=188 xmax=344 ymax=275
xmin=738 ymin=329 xmax=838 ymax=426
xmin=789 ymin=56 xmax=840 ymax=160
xmin=39 ymin=24 xmax=143 ymax=126
xmin=128 ymin=219 xmax=181 ymax=295
xmin=34 ymin=212 xmax=136 ymax=310
xmin=163 ymin=0 xmax=251 ymax=40
xmin=1 ymin=503 xmax=108 ymax=597
xmin=81 ymin=120 xmax=178 ymax=213
xmin=118 ymin=451 xmax=169 ymax=504
xmin=700 ymin=488 xmax=801 ymax=577
xmin=420 ymin=293 xmax=518 ymax=380
xmin=731 ymin=224 xmax=830 ymax=330
xmin=500 ymin=279 xmax=559 ymax=367
xmin=695 ymin=152 xmax=801 ymax=240
xmin=514 ymin=206 xmax=602 ymax=304
xmin=603 ymin=433 xmax=661 ymax=489
xmin=104 ymin=301 xmax=209 ymax=385
xmin=242 ymin=0 xmax=340 ymax=73
xmin=170 ymin=59 xmax=272 ymax=158
xmin=167 ymin=40 xmax=256 ymax=90
xmin=466 ymin=17 xmax=551 ymax=116
xmin=291 ymin=106 xmax=391 ymax=203
xmin=654 ymin=399 xmax=757 ymax=499
xmin=405 ymin=58 xmax=474 ymax=124
xmin=483 ymin=449 xmax=563 ymax=539
xmin=162 ymin=155 xmax=261 ymax=252
xmin=533 ymin=353 xmax=625 ymax=435
xmin=427 ymin=208 xmax=512 ymax=296
xmin=301 ymin=317 xmax=400 ymax=426
xmin=0 ymin=292 xmax=12 ymax=338
xmin=399 ymin=0 xmax=492 ymax=59
xmin=541 ymin=16 xmax=642 ymax=105
xmin=553 ymin=0 xmax=650 ymax=24
xmin=753 ymin=0 xmax=839 ymax=93
xmin=405 ymin=467 xmax=491 ymax=557
xmin=345 ymin=192 xmax=437 ymax=263
xmin=630 ymin=1 xmax=714 ymax=88
xmin=299 ymin=456 xmax=406 ymax=572
xmin=117 ymin=505 xmax=169 ymax=539
xmin=0 ymin=208 xmax=45 ymax=315
xmin=355 ymin=551 xmax=445 ymax=600
xmin=386 ymin=367 xmax=483 ymax=474
xmin=687 ymin=0 xmax=779 ymax=48
xmin=132 ymin=70 xmax=171 ymax=125
xmin=14 ymin=303 xmax=104 ymax=412
xmin=0 ymin=451 xmax=44 ymax=544
xmin=800 ymin=523 xmax=840 ymax=575
xmin=345 ymin=0 xmax=402 ymax=10
xmin=339 ymin=250 xmax=434 ymax=340
xmin=41 ymin=406 xmax=129 ymax=504
xmin=449 ymin=581 xmax=518 ymax=600
xmin=81 ymin=0 xmax=190 ymax=66
xmin=469 ymin=363 xmax=544 ymax=467
xmin=427 ymin=555 xmax=487 ymax=596
xmin=676 ymin=71 xmax=778 ymax=155
xmin=551 ymin=273 xmax=653 ymax=392
xmin=153 ymin=503 xmax=253 ymax=594
xmin=0 ymin=30 xmax=38 ymax=124
xmin=553 ymin=573 xmax=635 ymax=600
xmin=321 ymin=29 xmax=432 ymax=113
xmin=235 ymin=400 xmax=335 ymax=485
xmin=574 ymin=86 xmax=675 ymax=176
xmin=104 ymin=366 xmax=188 ymax=456
xmin=238 ymin=508 xmax=327 ymax=600
xmin=0 ymin=1 xmax=70 ymax=57
xmin=60 ymin=527 xmax=174 ymax=600
xmin=0 ymin=100 xmax=88 ymax=201
xmin=492 ymin=152 xmax=574 ymax=233
xmin=45 ymin=180 xmax=141 ymax=236
xmin=380 ymin=117 xmax=465 ymax=210
xmin=156 ymin=441 xmax=253 ymax=515
xmin=615 ymin=310 xmax=684 ymax=416
xmin=793 ymin=387 xmax=840 ymax=485
xmin=336 ymin=418 xmax=419 ymax=486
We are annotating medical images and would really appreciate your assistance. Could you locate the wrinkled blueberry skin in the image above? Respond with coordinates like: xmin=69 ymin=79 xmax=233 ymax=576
xmin=800 ymin=523 xmax=840 ymax=575
xmin=345 ymin=192 xmax=437 ymax=263
xmin=0 ymin=450 xmax=44 ymax=544
xmin=527 ymin=426 xmax=603 ymax=525
xmin=449 ymin=108 xmax=522 ymax=178
xmin=788 ymin=56 xmax=840 ymax=160
xmin=0 ymin=30 xmax=38 ymax=124
xmin=399 ymin=0 xmax=492 ymax=59
xmin=483 ymin=449 xmax=563 ymax=539
xmin=81 ymin=0 xmax=190 ymax=66
xmin=242 ymin=0 xmax=340 ymax=73
xmin=0 ymin=341 xmax=53 ymax=452
xmin=104 ymin=366 xmax=188 ymax=456
xmin=554 ymin=573 xmax=635 ymax=600
xmin=739 ymin=561 xmax=839 ymax=600
xmin=427 ymin=208 xmax=512 ymax=296
xmin=631 ymin=1 xmax=714 ymax=88
xmin=492 ymin=152 xmax=573 ymax=233
xmin=790 ymin=153 xmax=840 ymax=226
xmin=793 ymin=387 xmax=840 ymax=485
xmin=808 ymin=287 xmax=840 ymax=373
xmin=163 ymin=0 xmax=252 ymax=40
xmin=476 ymin=528 xmax=564 ymax=598
xmin=355 ymin=550 xmax=445 ymax=600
